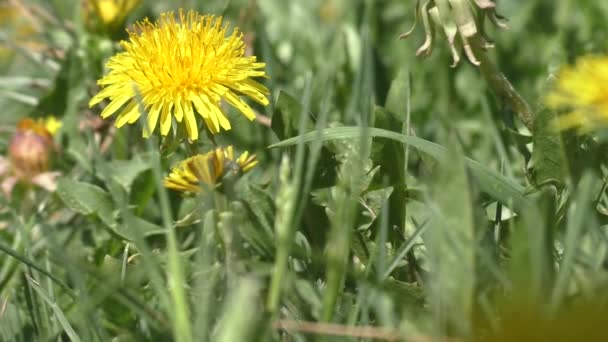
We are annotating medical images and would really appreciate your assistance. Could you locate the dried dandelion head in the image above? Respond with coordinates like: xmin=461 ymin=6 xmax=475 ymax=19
xmin=400 ymin=0 xmax=508 ymax=67
xmin=8 ymin=117 xmax=59 ymax=181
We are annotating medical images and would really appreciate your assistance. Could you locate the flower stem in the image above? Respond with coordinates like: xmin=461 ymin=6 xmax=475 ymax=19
xmin=266 ymin=155 xmax=296 ymax=315
xmin=473 ymin=38 xmax=535 ymax=131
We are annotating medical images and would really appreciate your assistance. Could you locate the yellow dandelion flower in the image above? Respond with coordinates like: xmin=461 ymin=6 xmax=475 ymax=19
xmin=164 ymin=146 xmax=257 ymax=193
xmin=16 ymin=118 xmax=52 ymax=139
xmin=89 ymin=0 xmax=141 ymax=30
xmin=43 ymin=116 xmax=62 ymax=135
xmin=546 ymin=55 xmax=608 ymax=132
xmin=89 ymin=10 xmax=270 ymax=141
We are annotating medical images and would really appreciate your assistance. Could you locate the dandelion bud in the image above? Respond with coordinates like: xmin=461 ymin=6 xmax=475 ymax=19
xmin=8 ymin=119 xmax=54 ymax=181
xmin=401 ymin=0 xmax=508 ymax=67
xmin=83 ymin=0 xmax=141 ymax=36
xmin=164 ymin=146 xmax=257 ymax=194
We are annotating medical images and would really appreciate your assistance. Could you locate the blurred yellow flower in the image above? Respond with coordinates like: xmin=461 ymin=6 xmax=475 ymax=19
xmin=0 ymin=3 xmax=42 ymax=59
xmin=89 ymin=10 xmax=269 ymax=141
xmin=43 ymin=116 xmax=62 ymax=135
xmin=85 ymin=0 xmax=141 ymax=33
xmin=546 ymin=55 xmax=608 ymax=132
xmin=164 ymin=146 xmax=257 ymax=193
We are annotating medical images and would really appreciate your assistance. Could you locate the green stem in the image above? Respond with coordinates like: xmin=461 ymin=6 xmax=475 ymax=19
xmin=473 ymin=38 xmax=535 ymax=131
xmin=150 ymin=142 xmax=192 ymax=342
xmin=266 ymin=156 xmax=296 ymax=315
xmin=266 ymin=246 xmax=289 ymax=313
xmin=322 ymin=230 xmax=350 ymax=321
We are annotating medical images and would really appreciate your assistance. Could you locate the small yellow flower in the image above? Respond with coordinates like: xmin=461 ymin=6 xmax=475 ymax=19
xmin=94 ymin=0 xmax=140 ymax=27
xmin=164 ymin=146 xmax=257 ymax=193
xmin=546 ymin=55 xmax=608 ymax=132
xmin=43 ymin=116 xmax=62 ymax=135
xmin=84 ymin=0 xmax=141 ymax=34
xmin=89 ymin=10 xmax=270 ymax=141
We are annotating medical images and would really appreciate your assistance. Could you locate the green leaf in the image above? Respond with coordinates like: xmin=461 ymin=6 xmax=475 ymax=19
xmin=384 ymin=67 xmax=409 ymax=122
xmin=242 ymin=184 xmax=275 ymax=234
xmin=311 ymin=171 xmax=390 ymax=232
xmin=123 ymin=216 xmax=165 ymax=239
xmin=551 ymin=173 xmax=596 ymax=310
xmin=358 ymin=186 xmax=394 ymax=231
xmin=58 ymin=176 xmax=164 ymax=240
xmin=371 ymin=106 xmax=412 ymax=231
xmin=32 ymin=48 xmax=77 ymax=118
xmin=56 ymin=178 xmax=116 ymax=227
xmin=530 ymin=108 xmax=568 ymax=187
xmin=66 ymin=139 xmax=93 ymax=174
xmin=26 ymin=276 xmax=81 ymax=342
xmin=271 ymin=90 xmax=315 ymax=140
xmin=508 ymin=186 xmax=558 ymax=304
xmin=216 ymin=278 xmax=262 ymax=342
xmin=104 ymin=152 xmax=156 ymax=192
xmin=426 ymin=134 xmax=475 ymax=334
xmin=270 ymin=127 xmax=531 ymax=212
xmin=293 ymin=279 xmax=323 ymax=319
xmin=383 ymin=278 xmax=425 ymax=307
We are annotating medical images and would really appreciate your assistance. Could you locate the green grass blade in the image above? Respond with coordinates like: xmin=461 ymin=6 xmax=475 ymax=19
xmin=26 ymin=276 xmax=81 ymax=342
xmin=551 ymin=173 xmax=595 ymax=311
xmin=426 ymin=134 xmax=475 ymax=337
xmin=216 ymin=278 xmax=261 ymax=342
xmin=383 ymin=219 xmax=429 ymax=279
xmin=0 ymin=241 xmax=74 ymax=298
xmin=269 ymin=126 xmax=530 ymax=211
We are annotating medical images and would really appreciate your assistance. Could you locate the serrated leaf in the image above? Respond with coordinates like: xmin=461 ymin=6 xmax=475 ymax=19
xmin=105 ymin=152 xmax=156 ymax=192
xmin=383 ymin=278 xmax=425 ymax=306
xmin=56 ymin=177 xmax=115 ymax=227
xmin=242 ymin=184 xmax=275 ymax=234
xmin=271 ymin=90 xmax=316 ymax=140
xmin=530 ymin=108 xmax=567 ymax=187
xmin=311 ymin=166 xmax=382 ymax=217
xmin=125 ymin=216 xmax=165 ymax=238
xmin=294 ymin=279 xmax=323 ymax=319
xmin=358 ymin=186 xmax=394 ymax=231
xmin=270 ymin=126 xmax=531 ymax=212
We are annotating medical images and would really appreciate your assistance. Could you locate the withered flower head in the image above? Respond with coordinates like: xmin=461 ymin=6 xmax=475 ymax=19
xmin=8 ymin=118 xmax=55 ymax=181
xmin=400 ymin=0 xmax=508 ymax=67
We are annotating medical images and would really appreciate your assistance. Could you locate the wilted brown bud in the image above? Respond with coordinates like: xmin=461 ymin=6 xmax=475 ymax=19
xmin=401 ymin=0 xmax=508 ymax=67
xmin=8 ymin=118 xmax=54 ymax=181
